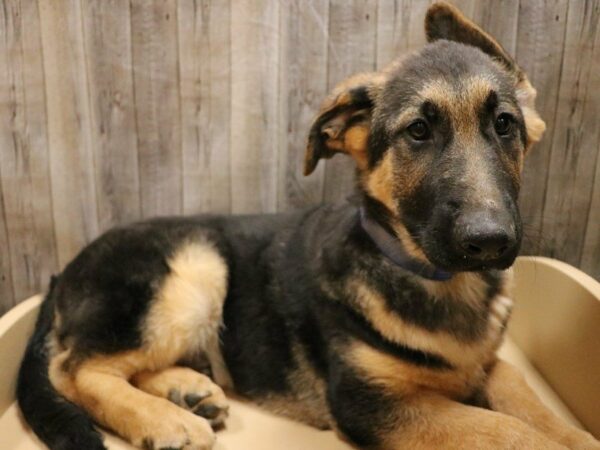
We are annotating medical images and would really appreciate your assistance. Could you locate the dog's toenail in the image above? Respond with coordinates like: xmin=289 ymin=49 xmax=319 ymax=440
xmin=167 ymin=389 xmax=181 ymax=405
xmin=195 ymin=403 xmax=221 ymax=419
xmin=184 ymin=392 xmax=210 ymax=407
xmin=142 ymin=437 xmax=155 ymax=450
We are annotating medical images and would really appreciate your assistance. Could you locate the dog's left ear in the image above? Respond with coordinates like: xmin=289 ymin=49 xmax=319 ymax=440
xmin=425 ymin=2 xmax=546 ymax=150
xmin=304 ymin=73 xmax=384 ymax=176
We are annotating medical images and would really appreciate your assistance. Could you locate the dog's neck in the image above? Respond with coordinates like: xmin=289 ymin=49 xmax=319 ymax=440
xmin=359 ymin=207 xmax=453 ymax=282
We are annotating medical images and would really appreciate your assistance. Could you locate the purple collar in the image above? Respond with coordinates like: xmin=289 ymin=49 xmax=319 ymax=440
xmin=359 ymin=208 xmax=453 ymax=281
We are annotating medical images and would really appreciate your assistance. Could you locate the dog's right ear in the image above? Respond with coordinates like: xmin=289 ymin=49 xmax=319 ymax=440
xmin=304 ymin=73 xmax=385 ymax=176
xmin=425 ymin=2 xmax=516 ymax=74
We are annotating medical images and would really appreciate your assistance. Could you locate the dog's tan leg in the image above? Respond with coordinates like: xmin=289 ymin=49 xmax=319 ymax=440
xmin=133 ymin=366 xmax=229 ymax=427
xmin=485 ymin=359 xmax=600 ymax=449
xmin=380 ymin=393 xmax=567 ymax=450
xmin=72 ymin=355 xmax=215 ymax=450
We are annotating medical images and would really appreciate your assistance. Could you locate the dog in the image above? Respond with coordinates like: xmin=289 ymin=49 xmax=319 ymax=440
xmin=17 ymin=3 xmax=600 ymax=450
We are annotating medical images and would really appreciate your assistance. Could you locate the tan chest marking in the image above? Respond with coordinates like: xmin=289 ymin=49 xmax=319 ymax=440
xmin=351 ymin=270 xmax=513 ymax=370
xmin=348 ymin=341 xmax=485 ymax=400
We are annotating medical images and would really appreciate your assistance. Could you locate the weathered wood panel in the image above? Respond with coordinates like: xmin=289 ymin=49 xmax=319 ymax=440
xmin=0 ymin=0 xmax=599 ymax=311
xmin=39 ymin=0 xmax=99 ymax=269
xmin=131 ymin=0 xmax=182 ymax=218
xmin=81 ymin=0 xmax=141 ymax=231
xmin=516 ymin=0 xmax=569 ymax=255
xmin=540 ymin=0 xmax=600 ymax=266
xmin=0 ymin=0 xmax=57 ymax=308
xmin=582 ymin=156 xmax=600 ymax=280
xmin=230 ymin=0 xmax=281 ymax=213
xmin=376 ymin=0 xmax=432 ymax=69
xmin=178 ymin=0 xmax=232 ymax=215
xmin=0 ymin=195 xmax=14 ymax=314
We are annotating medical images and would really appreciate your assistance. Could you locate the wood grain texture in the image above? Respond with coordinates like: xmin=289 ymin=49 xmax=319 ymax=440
xmin=0 ymin=1 xmax=599 ymax=310
xmin=540 ymin=0 xmax=600 ymax=266
xmin=0 ymin=195 xmax=14 ymax=314
xmin=39 ymin=0 xmax=99 ymax=269
xmin=0 ymin=0 xmax=58 ymax=308
xmin=82 ymin=0 xmax=141 ymax=231
xmin=277 ymin=0 xmax=329 ymax=211
xmin=570 ymin=0 xmax=600 ymax=276
xmin=230 ymin=0 xmax=281 ymax=213
xmin=376 ymin=0 xmax=432 ymax=69
xmin=323 ymin=0 xmax=378 ymax=203
xmin=178 ymin=0 xmax=232 ymax=215
xmin=130 ymin=0 xmax=182 ymax=218
xmin=581 ymin=149 xmax=600 ymax=280
xmin=516 ymin=0 xmax=569 ymax=255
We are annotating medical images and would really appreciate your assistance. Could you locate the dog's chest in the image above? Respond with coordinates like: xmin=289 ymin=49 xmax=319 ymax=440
xmin=347 ymin=272 xmax=514 ymax=398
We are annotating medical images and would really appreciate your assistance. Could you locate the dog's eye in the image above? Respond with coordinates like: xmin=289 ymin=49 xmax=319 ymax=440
xmin=494 ymin=113 xmax=514 ymax=136
xmin=407 ymin=120 xmax=431 ymax=141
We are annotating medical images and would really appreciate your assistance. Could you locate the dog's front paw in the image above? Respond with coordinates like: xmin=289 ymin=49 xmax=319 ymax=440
xmin=134 ymin=409 xmax=216 ymax=450
xmin=167 ymin=384 xmax=229 ymax=428
xmin=133 ymin=366 xmax=229 ymax=428
xmin=133 ymin=403 xmax=216 ymax=450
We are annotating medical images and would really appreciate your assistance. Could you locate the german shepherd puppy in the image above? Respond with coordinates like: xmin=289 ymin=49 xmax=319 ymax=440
xmin=17 ymin=3 xmax=600 ymax=450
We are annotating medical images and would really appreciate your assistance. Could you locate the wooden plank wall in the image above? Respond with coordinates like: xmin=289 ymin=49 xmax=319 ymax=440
xmin=0 ymin=0 xmax=598 ymax=313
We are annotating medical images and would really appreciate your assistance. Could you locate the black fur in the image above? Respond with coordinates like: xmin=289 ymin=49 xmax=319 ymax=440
xmin=17 ymin=280 xmax=106 ymax=450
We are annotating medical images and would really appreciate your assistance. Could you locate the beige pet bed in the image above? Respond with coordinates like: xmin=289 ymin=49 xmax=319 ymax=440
xmin=1 ymin=256 xmax=598 ymax=449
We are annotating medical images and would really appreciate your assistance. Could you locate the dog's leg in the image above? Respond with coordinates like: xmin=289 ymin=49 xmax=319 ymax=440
xmin=337 ymin=391 xmax=566 ymax=450
xmin=133 ymin=366 xmax=229 ymax=427
xmin=48 ymin=242 xmax=229 ymax=449
xmin=485 ymin=359 xmax=600 ymax=449
xmin=327 ymin=362 xmax=566 ymax=450
xmin=73 ymin=355 xmax=215 ymax=450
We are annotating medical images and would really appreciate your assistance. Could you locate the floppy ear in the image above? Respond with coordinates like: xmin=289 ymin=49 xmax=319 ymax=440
xmin=304 ymin=73 xmax=384 ymax=176
xmin=425 ymin=2 xmax=546 ymax=150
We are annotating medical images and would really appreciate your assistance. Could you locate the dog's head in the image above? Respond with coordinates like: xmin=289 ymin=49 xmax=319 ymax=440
xmin=304 ymin=2 xmax=545 ymax=272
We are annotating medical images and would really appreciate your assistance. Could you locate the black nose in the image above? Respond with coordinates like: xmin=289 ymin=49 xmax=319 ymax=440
xmin=455 ymin=213 xmax=516 ymax=261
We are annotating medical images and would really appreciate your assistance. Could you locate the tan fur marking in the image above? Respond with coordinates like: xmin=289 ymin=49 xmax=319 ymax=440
xmin=420 ymin=76 xmax=493 ymax=140
xmin=516 ymin=77 xmax=546 ymax=151
xmin=485 ymin=360 xmax=600 ymax=449
xmin=392 ymin=223 xmax=430 ymax=263
xmin=132 ymin=366 xmax=227 ymax=406
xmin=132 ymin=366 xmax=229 ymax=427
xmin=343 ymin=125 xmax=370 ymax=170
xmin=379 ymin=392 xmax=564 ymax=450
xmin=48 ymin=346 xmax=78 ymax=402
xmin=350 ymin=278 xmax=510 ymax=369
xmin=72 ymin=353 xmax=215 ymax=448
xmin=421 ymin=271 xmax=489 ymax=306
xmin=362 ymin=152 xmax=430 ymax=263
xmin=363 ymin=152 xmax=397 ymax=214
xmin=349 ymin=341 xmax=482 ymax=399
xmin=142 ymin=241 xmax=232 ymax=386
